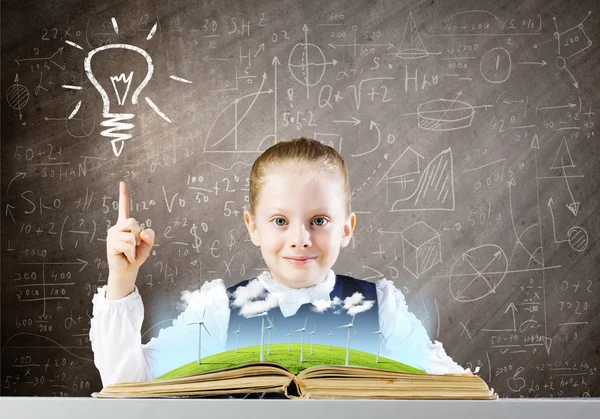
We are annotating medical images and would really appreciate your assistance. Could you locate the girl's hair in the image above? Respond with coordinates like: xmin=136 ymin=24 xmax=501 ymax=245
xmin=248 ymin=137 xmax=351 ymax=217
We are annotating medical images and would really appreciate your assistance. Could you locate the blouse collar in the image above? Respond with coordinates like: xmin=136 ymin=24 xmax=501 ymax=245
xmin=256 ymin=269 xmax=336 ymax=317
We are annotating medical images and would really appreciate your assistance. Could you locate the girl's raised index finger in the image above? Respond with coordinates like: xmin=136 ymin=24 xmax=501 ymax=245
xmin=118 ymin=181 xmax=130 ymax=221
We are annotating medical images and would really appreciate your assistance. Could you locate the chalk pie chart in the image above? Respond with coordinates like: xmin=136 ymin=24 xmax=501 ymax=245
xmin=449 ymin=244 xmax=508 ymax=302
xmin=417 ymin=99 xmax=475 ymax=131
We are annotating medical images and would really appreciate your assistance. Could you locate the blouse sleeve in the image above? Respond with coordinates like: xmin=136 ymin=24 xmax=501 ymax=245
xmin=375 ymin=278 xmax=466 ymax=374
xmin=89 ymin=279 xmax=230 ymax=387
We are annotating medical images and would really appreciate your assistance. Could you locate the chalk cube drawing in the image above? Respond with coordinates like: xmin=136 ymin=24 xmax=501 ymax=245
xmin=401 ymin=221 xmax=442 ymax=278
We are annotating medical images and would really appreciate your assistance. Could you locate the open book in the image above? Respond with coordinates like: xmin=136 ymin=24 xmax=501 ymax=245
xmin=91 ymin=344 xmax=497 ymax=399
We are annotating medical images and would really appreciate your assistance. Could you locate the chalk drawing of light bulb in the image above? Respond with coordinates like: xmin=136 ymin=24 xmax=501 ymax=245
xmin=84 ymin=44 xmax=154 ymax=157
xmin=63 ymin=19 xmax=187 ymax=156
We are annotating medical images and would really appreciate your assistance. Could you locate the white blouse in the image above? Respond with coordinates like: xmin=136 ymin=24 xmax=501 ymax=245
xmin=89 ymin=269 xmax=466 ymax=387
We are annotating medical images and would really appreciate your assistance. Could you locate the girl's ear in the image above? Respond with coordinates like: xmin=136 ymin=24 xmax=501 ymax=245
xmin=340 ymin=212 xmax=356 ymax=248
xmin=244 ymin=211 xmax=261 ymax=247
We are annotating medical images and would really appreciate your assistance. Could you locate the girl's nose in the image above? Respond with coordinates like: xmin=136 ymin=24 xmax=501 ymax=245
xmin=290 ymin=223 xmax=311 ymax=248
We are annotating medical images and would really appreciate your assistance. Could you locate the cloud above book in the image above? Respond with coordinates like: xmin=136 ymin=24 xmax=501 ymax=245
xmin=311 ymin=292 xmax=374 ymax=316
xmin=230 ymin=279 xmax=279 ymax=317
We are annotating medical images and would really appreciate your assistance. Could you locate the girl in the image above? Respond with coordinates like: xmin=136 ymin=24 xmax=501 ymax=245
xmin=90 ymin=138 xmax=466 ymax=390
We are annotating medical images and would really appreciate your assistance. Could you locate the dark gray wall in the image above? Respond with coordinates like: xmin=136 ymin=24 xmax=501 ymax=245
xmin=2 ymin=0 xmax=599 ymax=397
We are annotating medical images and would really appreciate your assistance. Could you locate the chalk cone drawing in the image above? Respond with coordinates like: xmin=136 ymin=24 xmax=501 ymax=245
xmin=379 ymin=147 xmax=455 ymax=212
xmin=394 ymin=12 xmax=430 ymax=59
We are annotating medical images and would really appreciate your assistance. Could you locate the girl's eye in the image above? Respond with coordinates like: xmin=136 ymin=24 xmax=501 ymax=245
xmin=312 ymin=217 xmax=328 ymax=226
xmin=273 ymin=218 xmax=286 ymax=226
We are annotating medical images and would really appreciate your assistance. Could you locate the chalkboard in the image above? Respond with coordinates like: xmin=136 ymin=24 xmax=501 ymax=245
xmin=2 ymin=0 xmax=599 ymax=398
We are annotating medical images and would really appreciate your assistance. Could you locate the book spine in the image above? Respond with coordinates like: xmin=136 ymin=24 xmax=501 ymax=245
xmin=284 ymin=376 xmax=302 ymax=398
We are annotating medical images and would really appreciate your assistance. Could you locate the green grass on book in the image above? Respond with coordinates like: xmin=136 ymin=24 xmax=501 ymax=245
xmin=157 ymin=343 xmax=426 ymax=379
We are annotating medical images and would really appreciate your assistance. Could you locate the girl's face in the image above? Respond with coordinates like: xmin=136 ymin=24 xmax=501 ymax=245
xmin=244 ymin=163 xmax=356 ymax=289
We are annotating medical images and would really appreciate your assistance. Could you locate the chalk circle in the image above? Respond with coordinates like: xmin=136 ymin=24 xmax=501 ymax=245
xmin=567 ymin=226 xmax=588 ymax=252
xmin=480 ymin=47 xmax=511 ymax=84
xmin=449 ymin=244 xmax=508 ymax=303
xmin=288 ymin=43 xmax=327 ymax=87
xmin=556 ymin=56 xmax=566 ymax=70
xmin=66 ymin=100 xmax=96 ymax=138
xmin=417 ymin=99 xmax=475 ymax=131
xmin=6 ymin=83 xmax=29 ymax=110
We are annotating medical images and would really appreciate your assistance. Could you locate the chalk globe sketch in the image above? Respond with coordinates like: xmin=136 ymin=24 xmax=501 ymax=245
xmin=6 ymin=83 xmax=29 ymax=110
xmin=288 ymin=43 xmax=327 ymax=87
xmin=449 ymin=244 xmax=508 ymax=302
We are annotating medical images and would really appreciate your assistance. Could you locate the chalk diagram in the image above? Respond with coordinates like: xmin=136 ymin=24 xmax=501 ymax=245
xmin=63 ymin=18 xmax=183 ymax=157
xmin=507 ymin=176 xmax=544 ymax=271
xmin=45 ymin=100 xmax=96 ymax=138
xmin=6 ymin=74 xmax=29 ymax=122
xmin=378 ymin=146 xmax=455 ymax=211
xmin=203 ymin=72 xmax=275 ymax=153
xmin=449 ymin=244 xmax=508 ymax=303
xmin=533 ymin=11 xmax=593 ymax=89
xmin=546 ymin=137 xmax=588 ymax=252
xmin=401 ymin=92 xmax=493 ymax=131
xmin=550 ymin=137 xmax=579 ymax=215
xmin=401 ymin=221 xmax=442 ymax=278
xmin=391 ymin=12 xmax=435 ymax=59
xmin=288 ymin=24 xmax=337 ymax=98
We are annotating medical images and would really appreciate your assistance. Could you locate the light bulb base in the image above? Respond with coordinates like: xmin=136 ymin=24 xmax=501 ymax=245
xmin=101 ymin=112 xmax=135 ymax=157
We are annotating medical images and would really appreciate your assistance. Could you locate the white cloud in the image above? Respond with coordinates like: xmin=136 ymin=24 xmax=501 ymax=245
xmin=239 ymin=294 xmax=280 ymax=318
xmin=343 ymin=292 xmax=375 ymax=316
xmin=311 ymin=296 xmax=342 ymax=313
xmin=230 ymin=279 xmax=280 ymax=318
xmin=179 ymin=278 xmax=226 ymax=311
xmin=230 ymin=279 xmax=267 ymax=307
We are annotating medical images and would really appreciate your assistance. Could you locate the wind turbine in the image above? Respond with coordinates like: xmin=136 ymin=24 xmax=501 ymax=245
xmin=265 ymin=316 xmax=277 ymax=355
xmin=328 ymin=329 xmax=333 ymax=350
xmin=249 ymin=311 xmax=269 ymax=362
xmin=295 ymin=316 xmax=308 ymax=363
xmin=287 ymin=329 xmax=292 ymax=352
xmin=338 ymin=314 xmax=356 ymax=366
xmin=187 ymin=306 xmax=212 ymax=364
xmin=372 ymin=321 xmax=387 ymax=363
xmin=233 ymin=324 xmax=241 ymax=353
xmin=309 ymin=324 xmax=317 ymax=355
